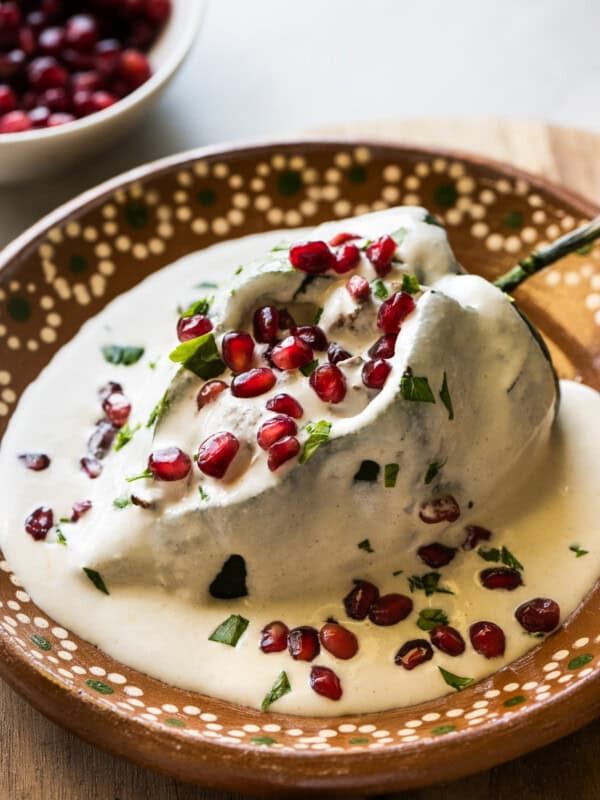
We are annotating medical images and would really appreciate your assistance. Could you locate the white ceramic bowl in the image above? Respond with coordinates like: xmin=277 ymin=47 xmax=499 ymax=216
xmin=0 ymin=1 xmax=206 ymax=185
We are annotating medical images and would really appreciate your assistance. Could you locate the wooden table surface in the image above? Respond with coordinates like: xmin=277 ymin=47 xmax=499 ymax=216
xmin=4 ymin=118 xmax=600 ymax=800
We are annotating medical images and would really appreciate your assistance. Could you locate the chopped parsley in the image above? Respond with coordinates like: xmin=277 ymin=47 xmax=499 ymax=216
xmin=261 ymin=671 xmax=291 ymax=712
xmin=147 ymin=389 xmax=170 ymax=428
xmin=56 ymin=529 xmax=68 ymax=546
xmin=400 ymin=372 xmax=436 ymax=403
xmin=401 ymin=273 xmax=421 ymax=294
xmin=570 ymin=544 xmax=589 ymax=558
xmin=384 ymin=462 xmax=399 ymax=488
xmin=234 ymin=265 xmax=243 ymax=275
xmin=408 ymin=572 xmax=454 ymax=596
xmin=196 ymin=281 xmax=219 ymax=288
xmin=179 ymin=297 xmax=211 ymax=317
xmin=271 ymin=240 xmax=291 ymax=252
xmin=424 ymin=212 xmax=444 ymax=227
xmin=439 ymin=371 xmax=454 ymax=420
xmin=126 ymin=468 xmax=153 ymax=483
xmin=169 ymin=332 xmax=225 ymax=380
xmin=114 ymin=422 xmax=140 ymax=452
xmin=300 ymin=359 xmax=319 ymax=377
xmin=424 ymin=459 xmax=446 ymax=485
xmin=358 ymin=538 xmax=374 ymax=553
xmin=83 ymin=567 xmax=109 ymax=595
xmin=101 ymin=345 xmax=145 ymax=366
xmin=198 ymin=486 xmax=209 ymax=502
xmin=417 ymin=608 xmax=449 ymax=631
xmin=314 ymin=306 xmax=324 ymax=324
xmin=371 ymin=278 xmax=389 ymax=299
xmin=299 ymin=420 xmax=331 ymax=464
xmin=438 ymin=666 xmax=474 ymax=691
xmin=392 ymin=569 xmax=403 ymax=576
xmin=113 ymin=496 xmax=132 ymax=509
xmin=477 ymin=545 xmax=524 ymax=571
xmin=208 ymin=614 xmax=249 ymax=647
xmin=353 ymin=460 xmax=380 ymax=482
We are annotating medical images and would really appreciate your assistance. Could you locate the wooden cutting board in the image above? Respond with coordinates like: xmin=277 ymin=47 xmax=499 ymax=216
xmin=3 ymin=119 xmax=600 ymax=800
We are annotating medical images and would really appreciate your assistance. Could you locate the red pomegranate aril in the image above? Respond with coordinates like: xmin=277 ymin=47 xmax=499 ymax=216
xmin=289 ymin=240 xmax=335 ymax=274
xmin=18 ymin=452 xmax=50 ymax=471
xmin=28 ymin=56 xmax=67 ymax=89
xmin=368 ymin=333 xmax=397 ymax=359
xmin=346 ymin=274 xmax=371 ymax=301
xmin=0 ymin=110 xmax=31 ymax=132
xmin=417 ymin=542 xmax=457 ymax=568
xmin=39 ymin=26 xmax=65 ymax=55
xmin=0 ymin=2 xmax=20 ymax=30
xmin=469 ymin=621 xmax=506 ymax=658
xmin=0 ymin=49 xmax=25 ymax=80
xmin=278 ymin=308 xmax=296 ymax=331
xmin=377 ymin=291 xmax=416 ymax=333
xmin=319 ymin=622 xmax=359 ymax=660
xmin=257 ymin=415 xmax=297 ymax=450
xmin=176 ymin=313 xmax=212 ymax=342
xmin=419 ymin=495 xmax=461 ymax=524
xmin=334 ymin=242 xmax=361 ymax=274
xmin=71 ymin=70 xmax=103 ymax=93
xmin=102 ymin=391 xmax=131 ymax=427
xmin=98 ymin=380 xmax=123 ymax=401
xmin=343 ymin=580 xmax=380 ymax=620
xmin=145 ymin=0 xmax=172 ymax=23
xmin=430 ymin=625 xmax=466 ymax=656
xmin=515 ymin=597 xmax=560 ymax=633
xmin=231 ymin=367 xmax=276 ymax=398
xmin=310 ymin=665 xmax=342 ymax=700
xmin=94 ymin=39 xmax=122 ymax=75
xmin=80 ymin=455 xmax=102 ymax=479
xmin=25 ymin=506 xmax=53 ymax=541
xmin=480 ymin=567 xmax=523 ymax=591
xmin=61 ymin=47 xmax=95 ymax=71
xmin=310 ymin=363 xmax=346 ymax=403
xmin=294 ymin=325 xmax=327 ymax=351
xmin=253 ymin=305 xmax=279 ymax=343
xmin=266 ymin=393 xmax=303 ymax=419
xmin=47 ymin=111 xmax=75 ymax=127
xmin=270 ymin=335 xmax=313 ymax=370
xmin=197 ymin=431 xmax=239 ymax=479
xmin=119 ymin=48 xmax=151 ymax=88
xmin=19 ymin=26 xmax=36 ymax=55
xmin=39 ymin=86 xmax=69 ymax=111
xmin=65 ymin=14 xmax=98 ymax=51
xmin=71 ymin=499 xmax=92 ymax=522
xmin=329 ymin=231 xmax=360 ymax=247
xmin=288 ymin=626 xmax=320 ymax=661
xmin=73 ymin=88 xmax=96 ymax=116
xmin=327 ymin=342 xmax=352 ymax=364
xmin=0 ymin=83 xmax=15 ymax=113
xmin=197 ymin=379 xmax=227 ymax=409
xmin=29 ymin=106 xmax=51 ymax=128
xmin=259 ymin=620 xmax=289 ymax=653
xmin=26 ymin=11 xmax=47 ymax=32
xmin=91 ymin=90 xmax=117 ymax=111
xmin=267 ymin=435 xmax=300 ymax=471
xmin=366 ymin=234 xmax=397 ymax=277
xmin=87 ymin=419 xmax=117 ymax=458
xmin=362 ymin=359 xmax=391 ymax=390
xmin=368 ymin=593 xmax=413 ymax=626
xmin=395 ymin=639 xmax=434 ymax=670
xmin=462 ymin=524 xmax=492 ymax=551
xmin=148 ymin=446 xmax=192 ymax=481
xmin=222 ymin=330 xmax=254 ymax=373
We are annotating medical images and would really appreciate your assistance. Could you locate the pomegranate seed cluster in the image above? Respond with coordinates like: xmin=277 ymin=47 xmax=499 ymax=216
xmin=0 ymin=0 xmax=170 ymax=134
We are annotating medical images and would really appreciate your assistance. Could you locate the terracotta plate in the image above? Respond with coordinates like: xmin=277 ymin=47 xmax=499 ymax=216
xmin=1 ymin=140 xmax=600 ymax=797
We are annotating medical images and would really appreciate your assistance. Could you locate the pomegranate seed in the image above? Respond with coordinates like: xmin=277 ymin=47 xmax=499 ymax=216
xmin=71 ymin=70 xmax=102 ymax=93
xmin=91 ymin=90 xmax=117 ymax=111
xmin=29 ymin=106 xmax=51 ymax=127
xmin=278 ymin=308 xmax=296 ymax=330
xmin=469 ymin=621 xmax=506 ymax=658
xmin=419 ymin=495 xmax=461 ymax=524
xmin=39 ymin=26 xmax=65 ymax=55
xmin=65 ymin=14 xmax=98 ymax=51
xmin=368 ymin=593 xmax=413 ymax=626
xmin=366 ymin=235 xmax=396 ymax=277
xmin=0 ymin=49 xmax=25 ymax=81
xmin=176 ymin=314 xmax=212 ymax=342
xmin=310 ymin=363 xmax=346 ymax=403
xmin=26 ymin=11 xmax=46 ymax=33
xmin=197 ymin=431 xmax=239 ymax=478
xmin=145 ymin=0 xmax=172 ymax=23
xmin=257 ymin=415 xmax=297 ymax=450
xmin=119 ymin=48 xmax=151 ymax=89
xmin=327 ymin=342 xmax=352 ymax=364
xmin=267 ymin=435 xmax=300 ymax=471
xmin=515 ymin=598 xmax=560 ymax=633
xmin=197 ymin=379 xmax=227 ymax=409
xmin=94 ymin=39 xmax=122 ymax=75
xmin=102 ymin=391 xmax=131 ymax=427
xmin=0 ymin=110 xmax=31 ymax=133
xmin=334 ymin=242 xmax=361 ymax=274
xmin=47 ymin=111 xmax=75 ymax=127
xmin=368 ymin=333 xmax=397 ymax=359
xmin=148 ymin=446 xmax=192 ymax=481
xmin=39 ymin=86 xmax=69 ymax=111
xmin=395 ymin=639 xmax=434 ymax=670
xmin=346 ymin=274 xmax=371 ymax=301
xmin=480 ymin=567 xmax=523 ymax=591
xmin=19 ymin=26 xmax=36 ymax=55
xmin=270 ymin=335 xmax=314 ymax=370
xmin=0 ymin=83 xmax=16 ymax=113
xmin=430 ymin=625 xmax=466 ymax=656
xmin=72 ymin=89 xmax=96 ymax=116
xmin=294 ymin=325 xmax=327 ymax=351
xmin=0 ymin=2 xmax=20 ymax=30
xmin=253 ymin=305 xmax=279 ymax=343
xmin=310 ymin=665 xmax=342 ymax=700
xmin=71 ymin=499 xmax=92 ymax=522
xmin=18 ymin=453 xmax=50 ymax=471
xmin=289 ymin=240 xmax=335 ymax=274
xmin=377 ymin=291 xmax=415 ymax=333
xmin=319 ymin=621 xmax=359 ymax=659
xmin=87 ymin=419 xmax=118 ymax=458
xmin=80 ymin=456 xmax=102 ymax=479
xmin=222 ymin=331 xmax=254 ymax=373
xmin=344 ymin=580 xmax=379 ymax=620
xmin=260 ymin=620 xmax=289 ymax=653
xmin=231 ymin=367 xmax=276 ymax=398
xmin=127 ymin=18 xmax=155 ymax=50
xmin=329 ymin=231 xmax=360 ymax=246
xmin=462 ymin=525 xmax=492 ymax=551
xmin=266 ymin=393 xmax=303 ymax=419
xmin=28 ymin=56 xmax=67 ymax=89
xmin=417 ymin=542 xmax=457 ymax=568
xmin=98 ymin=381 xmax=123 ymax=401
xmin=288 ymin=626 xmax=320 ymax=661
xmin=25 ymin=506 xmax=53 ymax=541
xmin=362 ymin=359 xmax=391 ymax=390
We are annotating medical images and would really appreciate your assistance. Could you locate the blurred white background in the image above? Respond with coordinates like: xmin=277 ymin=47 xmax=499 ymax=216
xmin=1 ymin=0 xmax=599 ymax=244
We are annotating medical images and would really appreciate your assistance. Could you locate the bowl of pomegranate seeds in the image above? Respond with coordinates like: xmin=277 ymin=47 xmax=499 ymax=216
xmin=0 ymin=0 xmax=205 ymax=183
xmin=0 ymin=140 xmax=600 ymax=795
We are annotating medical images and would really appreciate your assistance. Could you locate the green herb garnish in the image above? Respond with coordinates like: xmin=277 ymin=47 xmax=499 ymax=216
xmin=400 ymin=372 xmax=436 ymax=403
xmin=417 ymin=608 xmax=449 ymax=631
xmin=424 ymin=459 xmax=446 ymax=485
xmin=576 ymin=242 xmax=594 ymax=256
xmin=271 ymin=240 xmax=291 ymax=252
xmin=477 ymin=545 xmax=523 ymax=571
xmin=358 ymin=538 xmax=374 ymax=553
xmin=570 ymin=544 xmax=589 ymax=558
xmin=314 ymin=306 xmax=324 ymax=324
xmin=169 ymin=332 xmax=225 ymax=380
xmin=31 ymin=634 xmax=51 ymax=651
xmin=477 ymin=546 xmax=501 ymax=563
xmin=424 ymin=212 xmax=444 ymax=227
xmin=208 ymin=614 xmax=249 ymax=647
xmin=392 ymin=569 xmax=403 ymax=576
xmin=147 ymin=389 xmax=170 ymax=428
xmin=384 ymin=463 xmax=399 ymax=488
xmin=371 ymin=278 xmax=389 ymax=299
xmin=353 ymin=459 xmax=380 ymax=482
xmin=83 ymin=567 xmax=109 ymax=595
xmin=408 ymin=572 xmax=454 ymax=596
xmin=126 ymin=468 xmax=153 ymax=483
xmin=179 ymin=297 xmax=210 ymax=318
xmin=439 ymin=371 xmax=454 ymax=420
xmin=198 ymin=486 xmax=209 ymax=502
xmin=196 ymin=281 xmax=218 ymax=288
xmin=299 ymin=420 xmax=331 ymax=464
xmin=114 ymin=422 xmax=140 ymax=452
xmin=401 ymin=273 xmax=421 ymax=294
xmin=234 ymin=266 xmax=243 ymax=275
xmin=113 ymin=496 xmax=132 ymax=509
xmin=300 ymin=359 xmax=319 ymax=377
xmin=101 ymin=345 xmax=144 ymax=366
xmin=261 ymin=671 xmax=291 ymax=712
xmin=56 ymin=529 xmax=68 ymax=546
xmin=438 ymin=666 xmax=474 ymax=691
